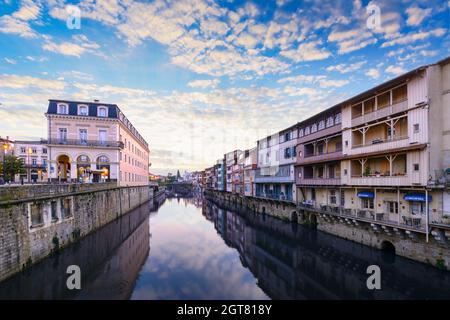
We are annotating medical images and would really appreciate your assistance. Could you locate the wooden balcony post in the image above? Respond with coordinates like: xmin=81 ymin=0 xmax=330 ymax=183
xmin=426 ymin=189 xmax=429 ymax=242
xmin=397 ymin=188 xmax=401 ymax=225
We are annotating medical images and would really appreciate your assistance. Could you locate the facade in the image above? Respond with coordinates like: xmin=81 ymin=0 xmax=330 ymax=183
xmin=45 ymin=99 xmax=149 ymax=186
xmin=216 ymin=158 xmax=226 ymax=191
xmin=14 ymin=140 xmax=49 ymax=183
xmin=225 ymin=150 xmax=242 ymax=193
xmin=232 ymin=151 xmax=245 ymax=195
xmin=295 ymin=57 xmax=450 ymax=238
xmin=205 ymin=166 xmax=214 ymax=190
xmin=255 ymin=125 xmax=298 ymax=201
xmin=243 ymin=148 xmax=257 ymax=196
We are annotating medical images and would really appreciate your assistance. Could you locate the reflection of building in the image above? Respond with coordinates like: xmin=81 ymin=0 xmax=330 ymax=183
xmin=46 ymin=99 xmax=149 ymax=185
xmin=14 ymin=140 xmax=48 ymax=183
xmin=205 ymin=199 xmax=450 ymax=299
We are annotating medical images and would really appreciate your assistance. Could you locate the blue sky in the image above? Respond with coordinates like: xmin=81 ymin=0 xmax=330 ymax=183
xmin=0 ymin=0 xmax=449 ymax=174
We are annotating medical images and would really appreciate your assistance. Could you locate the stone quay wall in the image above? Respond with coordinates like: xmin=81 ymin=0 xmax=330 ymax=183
xmin=205 ymin=190 xmax=450 ymax=270
xmin=0 ymin=183 xmax=152 ymax=282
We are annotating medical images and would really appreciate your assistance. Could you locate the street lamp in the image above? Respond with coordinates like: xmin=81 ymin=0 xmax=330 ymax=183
xmin=27 ymin=147 xmax=33 ymax=183
xmin=2 ymin=143 xmax=8 ymax=182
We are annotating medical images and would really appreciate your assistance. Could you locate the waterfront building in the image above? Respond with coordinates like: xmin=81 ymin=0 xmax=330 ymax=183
xmin=45 ymin=99 xmax=149 ymax=186
xmin=255 ymin=124 xmax=298 ymax=201
xmin=216 ymin=158 xmax=226 ymax=191
xmin=232 ymin=151 xmax=245 ymax=195
xmin=296 ymin=57 xmax=450 ymax=239
xmin=0 ymin=136 xmax=14 ymax=162
xmin=244 ymin=147 xmax=257 ymax=196
xmin=14 ymin=140 xmax=48 ymax=183
xmin=225 ymin=150 xmax=242 ymax=193
xmin=205 ymin=166 xmax=214 ymax=190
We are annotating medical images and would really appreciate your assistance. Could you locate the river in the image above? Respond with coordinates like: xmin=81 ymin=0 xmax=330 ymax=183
xmin=0 ymin=196 xmax=449 ymax=299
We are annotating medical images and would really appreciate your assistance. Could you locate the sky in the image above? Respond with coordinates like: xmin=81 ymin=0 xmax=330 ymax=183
xmin=0 ymin=0 xmax=449 ymax=175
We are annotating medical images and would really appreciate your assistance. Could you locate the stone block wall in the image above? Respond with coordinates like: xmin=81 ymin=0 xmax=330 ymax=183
xmin=0 ymin=184 xmax=151 ymax=282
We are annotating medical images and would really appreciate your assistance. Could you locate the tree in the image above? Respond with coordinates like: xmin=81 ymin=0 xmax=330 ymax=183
xmin=0 ymin=155 xmax=25 ymax=182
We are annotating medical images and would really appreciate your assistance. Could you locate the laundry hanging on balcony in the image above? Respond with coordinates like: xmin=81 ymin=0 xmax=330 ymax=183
xmin=403 ymin=193 xmax=432 ymax=202
xmin=357 ymin=191 xmax=374 ymax=198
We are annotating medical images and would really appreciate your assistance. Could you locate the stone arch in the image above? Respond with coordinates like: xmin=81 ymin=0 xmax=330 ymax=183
xmin=381 ymin=240 xmax=396 ymax=254
xmin=56 ymin=154 xmax=71 ymax=181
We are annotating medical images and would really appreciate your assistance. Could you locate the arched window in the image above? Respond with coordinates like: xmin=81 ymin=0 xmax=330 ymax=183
xmin=78 ymin=105 xmax=88 ymax=116
xmin=97 ymin=156 xmax=109 ymax=164
xmin=318 ymin=120 xmax=325 ymax=130
xmin=57 ymin=103 xmax=68 ymax=114
xmin=326 ymin=116 xmax=334 ymax=127
xmin=98 ymin=107 xmax=107 ymax=117
xmin=335 ymin=113 xmax=342 ymax=124
xmin=311 ymin=123 xmax=317 ymax=133
xmin=304 ymin=126 xmax=310 ymax=135
xmin=298 ymin=128 xmax=304 ymax=137
xmin=77 ymin=155 xmax=90 ymax=163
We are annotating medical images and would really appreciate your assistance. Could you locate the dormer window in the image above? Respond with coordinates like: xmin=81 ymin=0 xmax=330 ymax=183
xmin=78 ymin=105 xmax=88 ymax=116
xmin=57 ymin=103 xmax=68 ymax=114
xmin=98 ymin=107 xmax=107 ymax=117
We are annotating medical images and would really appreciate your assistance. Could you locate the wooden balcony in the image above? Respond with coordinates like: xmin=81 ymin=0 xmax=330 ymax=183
xmin=347 ymin=174 xmax=410 ymax=186
xmin=298 ymin=150 xmax=343 ymax=165
xmin=351 ymin=99 xmax=408 ymax=127
xmin=349 ymin=135 xmax=410 ymax=156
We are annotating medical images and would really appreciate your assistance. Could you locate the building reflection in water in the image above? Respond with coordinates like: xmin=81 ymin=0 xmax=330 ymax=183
xmin=0 ymin=202 xmax=151 ymax=300
xmin=203 ymin=199 xmax=450 ymax=299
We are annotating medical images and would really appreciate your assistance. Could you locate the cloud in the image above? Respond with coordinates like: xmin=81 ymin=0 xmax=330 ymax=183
xmin=13 ymin=0 xmax=41 ymax=21
xmin=318 ymin=79 xmax=349 ymax=88
xmin=4 ymin=58 xmax=16 ymax=64
xmin=277 ymin=74 xmax=326 ymax=84
xmin=0 ymin=74 xmax=65 ymax=90
xmin=365 ymin=68 xmax=380 ymax=79
xmin=326 ymin=61 xmax=366 ymax=73
xmin=406 ymin=6 xmax=432 ymax=26
xmin=187 ymin=79 xmax=221 ymax=89
xmin=385 ymin=65 xmax=406 ymax=76
xmin=328 ymin=28 xmax=377 ymax=54
xmin=0 ymin=15 xmax=37 ymax=38
xmin=280 ymin=39 xmax=331 ymax=62
xmin=381 ymin=28 xmax=446 ymax=47
xmin=42 ymin=35 xmax=101 ymax=57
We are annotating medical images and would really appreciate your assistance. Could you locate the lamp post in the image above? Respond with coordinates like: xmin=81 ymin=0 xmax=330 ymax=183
xmin=2 ymin=143 xmax=7 ymax=182
xmin=27 ymin=147 xmax=33 ymax=183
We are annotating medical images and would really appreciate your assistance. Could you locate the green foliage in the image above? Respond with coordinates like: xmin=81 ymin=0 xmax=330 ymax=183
xmin=363 ymin=166 xmax=371 ymax=177
xmin=0 ymin=155 xmax=25 ymax=182
xmin=436 ymin=259 xmax=446 ymax=270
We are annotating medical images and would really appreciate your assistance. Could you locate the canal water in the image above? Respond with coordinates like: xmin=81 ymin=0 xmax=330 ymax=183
xmin=0 ymin=196 xmax=450 ymax=299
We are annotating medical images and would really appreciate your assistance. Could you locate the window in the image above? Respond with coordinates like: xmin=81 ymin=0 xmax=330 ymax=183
xmin=61 ymin=198 xmax=72 ymax=218
xmin=284 ymin=147 xmax=291 ymax=159
xmin=311 ymin=123 xmax=317 ymax=133
xmin=413 ymin=163 xmax=419 ymax=171
xmin=326 ymin=116 xmax=334 ymax=127
xmin=20 ymin=147 xmax=26 ymax=153
xmin=305 ymin=126 xmax=310 ymax=135
xmin=335 ymin=113 xmax=342 ymax=124
xmin=344 ymin=169 xmax=348 ymax=176
xmin=97 ymin=156 xmax=109 ymax=163
xmin=329 ymin=190 xmax=337 ymax=204
xmin=32 ymin=158 xmax=37 ymax=166
xmin=58 ymin=128 xmax=67 ymax=142
xmin=31 ymin=147 xmax=37 ymax=154
xmin=361 ymin=198 xmax=374 ymax=209
xmin=43 ymin=148 xmax=47 ymax=154
xmin=299 ymin=128 xmax=304 ymax=137
xmin=43 ymin=159 xmax=47 ymax=166
xmin=98 ymin=107 xmax=107 ymax=117
xmin=30 ymin=203 xmax=43 ymax=227
xmin=411 ymin=201 xmax=425 ymax=216
xmin=284 ymin=132 xmax=290 ymax=142
xmin=79 ymin=129 xmax=88 ymax=144
xmin=318 ymin=120 xmax=325 ymax=130
xmin=387 ymin=201 xmax=398 ymax=214
xmin=51 ymin=201 xmax=58 ymax=222
xmin=413 ymin=123 xmax=420 ymax=133
xmin=345 ymin=140 xmax=348 ymax=147
xmin=99 ymin=130 xmax=107 ymax=144
xmin=57 ymin=104 xmax=68 ymax=114
xmin=78 ymin=105 xmax=88 ymax=116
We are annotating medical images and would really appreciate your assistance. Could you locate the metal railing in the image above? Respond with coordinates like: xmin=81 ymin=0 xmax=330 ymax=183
xmin=352 ymin=135 xmax=408 ymax=149
xmin=48 ymin=138 xmax=124 ymax=148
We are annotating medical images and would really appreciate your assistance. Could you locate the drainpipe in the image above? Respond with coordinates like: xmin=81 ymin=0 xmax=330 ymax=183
xmin=426 ymin=188 xmax=429 ymax=242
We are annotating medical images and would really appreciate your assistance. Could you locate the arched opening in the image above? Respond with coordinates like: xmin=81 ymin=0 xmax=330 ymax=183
xmin=77 ymin=155 xmax=91 ymax=183
xmin=262 ymin=206 xmax=266 ymax=214
xmin=96 ymin=155 xmax=110 ymax=182
xmin=57 ymin=155 xmax=70 ymax=181
xmin=381 ymin=240 xmax=396 ymax=254
xmin=291 ymin=211 xmax=298 ymax=223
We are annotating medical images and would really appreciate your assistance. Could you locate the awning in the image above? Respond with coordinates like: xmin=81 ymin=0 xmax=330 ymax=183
xmin=404 ymin=193 xmax=432 ymax=202
xmin=357 ymin=191 xmax=374 ymax=198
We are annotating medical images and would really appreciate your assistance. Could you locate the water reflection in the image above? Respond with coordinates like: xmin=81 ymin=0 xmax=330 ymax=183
xmin=203 ymin=199 xmax=450 ymax=299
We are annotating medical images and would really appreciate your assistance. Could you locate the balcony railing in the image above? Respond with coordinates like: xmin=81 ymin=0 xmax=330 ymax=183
xmin=298 ymin=203 xmax=427 ymax=232
xmin=48 ymin=139 xmax=124 ymax=148
xmin=351 ymin=99 xmax=408 ymax=127
xmin=352 ymin=135 xmax=408 ymax=149
xmin=297 ymin=177 xmax=340 ymax=185
xmin=255 ymin=192 xmax=293 ymax=202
